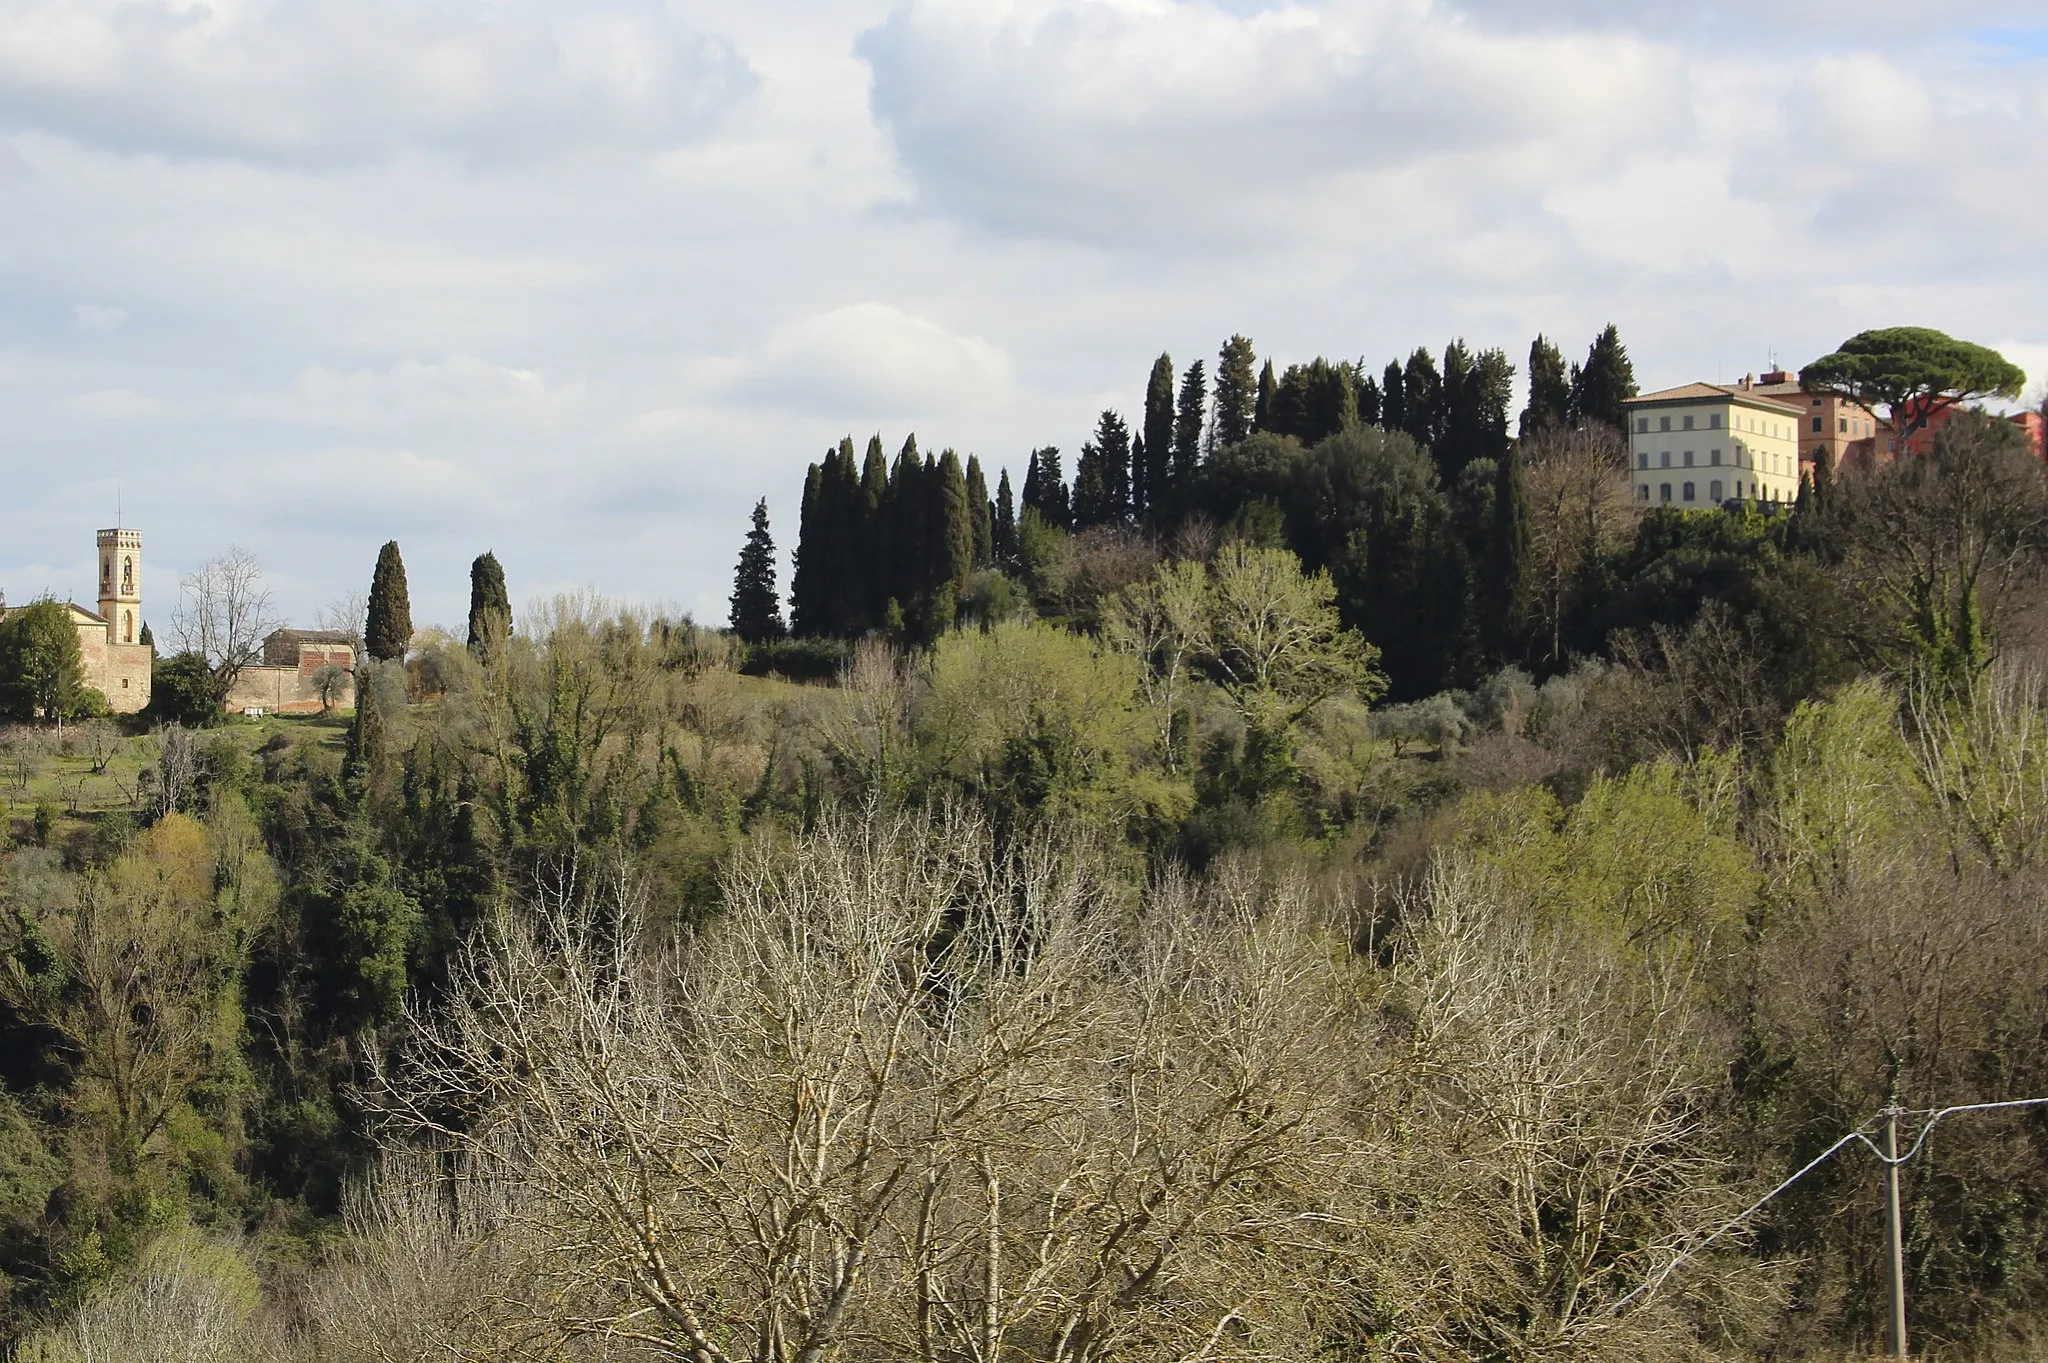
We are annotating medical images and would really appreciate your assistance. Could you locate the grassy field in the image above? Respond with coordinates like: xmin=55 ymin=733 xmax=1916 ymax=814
xmin=0 ymin=712 xmax=352 ymax=847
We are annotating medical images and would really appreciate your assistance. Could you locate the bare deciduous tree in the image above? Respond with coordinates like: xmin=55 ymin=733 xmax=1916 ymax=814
xmin=1522 ymin=425 xmax=1632 ymax=667
xmin=168 ymin=546 xmax=282 ymax=699
xmin=375 ymin=810 xmax=1373 ymax=1363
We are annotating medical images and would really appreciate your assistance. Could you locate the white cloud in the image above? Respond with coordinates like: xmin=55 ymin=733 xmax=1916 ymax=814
xmin=0 ymin=0 xmax=757 ymax=164
xmin=227 ymin=355 xmax=590 ymax=431
xmin=698 ymin=302 xmax=1014 ymax=419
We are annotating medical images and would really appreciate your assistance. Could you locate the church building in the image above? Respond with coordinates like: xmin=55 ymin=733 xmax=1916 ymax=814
xmin=0 ymin=528 xmax=156 ymax=714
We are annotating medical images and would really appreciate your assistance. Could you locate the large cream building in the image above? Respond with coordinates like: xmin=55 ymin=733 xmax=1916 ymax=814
xmin=1625 ymin=383 xmax=1806 ymax=509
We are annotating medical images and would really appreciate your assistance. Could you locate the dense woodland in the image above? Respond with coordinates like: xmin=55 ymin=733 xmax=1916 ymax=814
xmin=1 ymin=326 xmax=2047 ymax=1362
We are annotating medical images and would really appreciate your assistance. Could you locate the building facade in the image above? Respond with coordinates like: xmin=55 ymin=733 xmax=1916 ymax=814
xmin=223 ymin=629 xmax=356 ymax=715
xmin=1743 ymin=369 xmax=1883 ymax=477
xmin=1624 ymin=383 xmax=1805 ymax=509
xmin=0 ymin=528 xmax=155 ymax=713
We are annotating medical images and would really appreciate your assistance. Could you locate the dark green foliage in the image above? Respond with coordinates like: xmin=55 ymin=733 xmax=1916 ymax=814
xmin=1436 ymin=343 xmax=1515 ymax=481
xmin=1142 ymin=353 xmax=1176 ymax=514
xmin=1569 ymin=324 xmax=1638 ymax=432
xmin=729 ymin=499 xmax=785 ymax=644
xmin=1380 ymin=360 xmax=1405 ymax=434
xmin=0 ymin=598 xmax=92 ymax=722
xmin=1214 ymin=335 xmax=1259 ymax=448
xmin=932 ymin=451 xmax=977 ymax=609
xmin=1401 ymin=347 xmax=1442 ymax=453
xmin=1254 ymin=358 xmax=1277 ymax=433
xmin=1355 ymin=367 xmax=1382 ymax=427
xmin=1521 ymin=334 xmax=1571 ymax=436
xmin=994 ymin=468 xmax=1018 ymax=566
xmin=137 ymin=620 xmax=153 ymax=648
xmin=342 ymin=661 xmax=392 ymax=796
xmin=965 ymin=456 xmax=994 ymax=568
xmin=1173 ymin=360 xmax=1206 ymax=484
xmin=1263 ymin=358 xmax=1361 ymax=446
xmin=739 ymin=636 xmax=851 ymax=681
xmin=1022 ymin=447 xmax=1071 ymax=530
xmin=1072 ymin=411 xmax=1132 ymax=528
xmin=146 ymin=651 xmax=222 ymax=726
xmin=789 ymin=461 xmax=828 ymax=637
xmin=308 ymin=833 xmax=421 ymax=1033
xmin=1484 ymin=439 xmax=1529 ymax=658
xmin=364 ymin=541 xmax=412 ymax=662
xmin=466 ymin=551 xmax=511 ymax=660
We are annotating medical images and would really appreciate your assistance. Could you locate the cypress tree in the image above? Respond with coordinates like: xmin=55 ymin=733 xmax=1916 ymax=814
xmin=933 ymin=451 xmax=976 ymax=603
xmin=994 ymin=468 xmax=1017 ymax=565
xmin=888 ymin=436 xmax=927 ymax=610
xmin=965 ymin=455 xmax=994 ymax=568
xmin=823 ymin=438 xmax=864 ymax=635
xmin=729 ymin=498 xmax=785 ymax=643
xmin=1521 ymin=334 xmax=1571 ymax=437
xmin=860 ymin=435 xmax=890 ymax=627
xmin=790 ymin=460 xmax=827 ymax=636
xmin=466 ymin=551 xmax=510 ymax=660
xmin=1356 ymin=367 xmax=1382 ymax=427
xmin=364 ymin=540 xmax=412 ymax=662
xmin=1023 ymin=447 xmax=1070 ymax=529
xmin=1485 ymin=440 xmax=1528 ymax=661
xmin=1569 ymin=324 xmax=1638 ymax=432
xmin=1401 ymin=348 xmax=1442 ymax=454
xmin=1254 ymin=358 xmax=1278 ymax=432
xmin=1173 ymin=360 xmax=1206 ymax=484
xmin=343 ymin=660 xmax=389 ymax=793
xmin=1072 ymin=411 xmax=1131 ymax=528
xmin=1214 ymin=335 xmax=1259 ymax=447
xmin=1129 ymin=435 xmax=1147 ymax=519
xmin=1381 ymin=361 xmax=1405 ymax=435
xmin=1143 ymin=353 xmax=1176 ymax=510
xmin=1438 ymin=340 xmax=1475 ymax=478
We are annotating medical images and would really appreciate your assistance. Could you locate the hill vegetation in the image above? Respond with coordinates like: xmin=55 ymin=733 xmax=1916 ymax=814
xmin=1 ymin=329 xmax=2046 ymax=1361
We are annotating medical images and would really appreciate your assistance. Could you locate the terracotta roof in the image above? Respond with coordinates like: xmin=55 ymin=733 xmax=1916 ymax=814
xmin=263 ymin=627 xmax=357 ymax=667
xmin=1627 ymin=382 xmax=1804 ymax=414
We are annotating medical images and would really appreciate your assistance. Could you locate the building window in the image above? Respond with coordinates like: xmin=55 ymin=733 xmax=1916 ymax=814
xmin=122 ymin=558 xmax=133 ymax=593
xmin=1683 ymin=451 xmax=1694 ymax=467
xmin=1812 ymin=417 xmax=1823 ymax=433
xmin=1839 ymin=418 xmax=1848 ymax=433
xmin=1683 ymin=482 xmax=1696 ymax=502
xmin=1709 ymin=413 xmax=1722 ymax=429
xmin=1660 ymin=451 xmax=1671 ymax=468
xmin=1710 ymin=480 xmax=1723 ymax=501
xmin=1683 ymin=414 xmax=1695 ymax=430
xmin=1637 ymin=484 xmax=1649 ymax=501
xmin=1637 ymin=417 xmax=1649 ymax=433
xmin=1710 ymin=448 xmax=1722 ymax=466
xmin=123 ymin=613 xmax=132 ymax=643
xmin=1637 ymin=452 xmax=1648 ymax=469
xmin=1660 ymin=483 xmax=1672 ymax=502
xmin=1811 ymin=397 xmax=1822 ymax=408
xmin=1660 ymin=416 xmax=1671 ymax=432
xmin=122 ymin=678 xmax=130 ymax=689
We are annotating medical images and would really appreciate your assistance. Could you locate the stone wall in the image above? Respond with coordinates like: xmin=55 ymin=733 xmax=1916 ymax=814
xmin=224 ymin=647 xmax=356 ymax=716
xmin=75 ymin=626 xmax=151 ymax=714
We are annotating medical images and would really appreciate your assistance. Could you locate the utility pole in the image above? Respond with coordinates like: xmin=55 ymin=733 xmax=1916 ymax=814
xmin=1883 ymin=1106 xmax=1908 ymax=1359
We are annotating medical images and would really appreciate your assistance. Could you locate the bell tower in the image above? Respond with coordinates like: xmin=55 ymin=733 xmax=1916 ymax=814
xmin=97 ymin=527 xmax=142 ymax=646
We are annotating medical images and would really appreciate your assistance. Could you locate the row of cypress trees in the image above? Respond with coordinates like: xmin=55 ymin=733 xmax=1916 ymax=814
xmin=786 ymin=435 xmax=1002 ymax=640
xmin=764 ymin=325 xmax=1637 ymax=648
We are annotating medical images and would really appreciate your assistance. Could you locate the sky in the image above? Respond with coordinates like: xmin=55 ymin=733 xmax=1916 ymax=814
xmin=3 ymin=0 xmax=2046 ymax=633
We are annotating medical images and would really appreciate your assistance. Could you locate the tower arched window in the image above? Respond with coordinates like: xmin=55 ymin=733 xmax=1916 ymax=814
xmin=122 ymin=558 xmax=133 ymax=594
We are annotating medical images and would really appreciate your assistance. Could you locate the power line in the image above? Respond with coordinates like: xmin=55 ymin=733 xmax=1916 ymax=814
xmin=1611 ymin=1096 xmax=2048 ymax=1324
